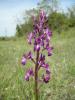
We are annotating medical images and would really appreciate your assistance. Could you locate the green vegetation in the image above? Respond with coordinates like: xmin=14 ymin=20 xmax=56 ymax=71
xmin=0 ymin=28 xmax=75 ymax=100
xmin=0 ymin=0 xmax=75 ymax=99
xmin=16 ymin=0 xmax=75 ymax=37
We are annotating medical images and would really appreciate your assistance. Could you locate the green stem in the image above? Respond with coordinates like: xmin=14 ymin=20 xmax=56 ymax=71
xmin=35 ymin=51 xmax=39 ymax=100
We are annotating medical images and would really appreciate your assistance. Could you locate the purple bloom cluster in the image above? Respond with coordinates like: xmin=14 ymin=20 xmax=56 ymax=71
xmin=25 ymin=68 xmax=34 ymax=81
xmin=21 ymin=51 xmax=33 ymax=65
xmin=21 ymin=10 xmax=53 ymax=83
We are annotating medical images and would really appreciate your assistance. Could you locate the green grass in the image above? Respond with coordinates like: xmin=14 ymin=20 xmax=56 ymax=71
xmin=0 ymin=28 xmax=75 ymax=100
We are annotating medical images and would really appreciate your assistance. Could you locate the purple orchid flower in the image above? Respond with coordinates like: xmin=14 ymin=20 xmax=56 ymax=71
xmin=25 ymin=73 xmax=30 ymax=81
xmin=28 ymin=32 xmax=33 ymax=44
xmin=44 ymin=28 xmax=52 ymax=41
xmin=27 ymin=51 xmax=33 ymax=59
xmin=21 ymin=56 xmax=26 ymax=65
xmin=46 ymin=68 xmax=50 ymax=74
xmin=25 ymin=68 xmax=34 ymax=81
xmin=43 ymin=74 xmax=50 ymax=83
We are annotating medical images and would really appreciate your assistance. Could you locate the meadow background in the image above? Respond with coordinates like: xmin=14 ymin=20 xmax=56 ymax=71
xmin=0 ymin=0 xmax=75 ymax=100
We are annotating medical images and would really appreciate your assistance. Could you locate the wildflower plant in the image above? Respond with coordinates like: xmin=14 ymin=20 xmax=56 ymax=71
xmin=21 ymin=10 xmax=53 ymax=100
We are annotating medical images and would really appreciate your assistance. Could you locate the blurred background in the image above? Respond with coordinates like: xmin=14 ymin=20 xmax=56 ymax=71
xmin=0 ymin=0 xmax=75 ymax=100
xmin=0 ymin=0 xmax=75 ymax=37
